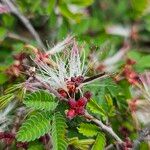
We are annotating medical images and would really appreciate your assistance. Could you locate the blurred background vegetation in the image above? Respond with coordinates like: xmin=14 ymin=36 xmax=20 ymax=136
xmin=0 ymin=0 xmax=150 ymax=56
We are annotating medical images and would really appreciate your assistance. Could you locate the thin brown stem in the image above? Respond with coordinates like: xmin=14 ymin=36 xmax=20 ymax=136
xmin=84 ymin=112 xmax=123 ymax=143
xmin=7 ymin=32 xmax=30 ymax=43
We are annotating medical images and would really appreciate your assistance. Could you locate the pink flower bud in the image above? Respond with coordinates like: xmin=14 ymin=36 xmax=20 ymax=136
xmin=66 ymin=109 xmax=76 ymax=119
xmin=76 ymin=97 xmax=87 ymax=107
xmin=84 ymin=91 xmax=92 ymax=100
xmin=76 ymin=107 xmax=85 ymax=115
xmin=68 ymin=99 xmax=77 ymax=109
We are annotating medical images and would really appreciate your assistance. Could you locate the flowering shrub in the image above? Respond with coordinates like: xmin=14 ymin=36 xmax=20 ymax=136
xmin=0 ymin=0 xmax=150 ymax=150
xmin=0 ymin=36 xmax=149 ymax=150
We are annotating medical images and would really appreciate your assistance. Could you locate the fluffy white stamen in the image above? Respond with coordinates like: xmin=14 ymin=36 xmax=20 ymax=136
xmin=0 ymin=102 xmax=15 ymax=132
xmin=35 ymin=40 xmax=85 ymax=93
xmin=140 ymin=72 xmax=150 ymax=101
xmin=46 ymin=36 xmax=73 ymax=55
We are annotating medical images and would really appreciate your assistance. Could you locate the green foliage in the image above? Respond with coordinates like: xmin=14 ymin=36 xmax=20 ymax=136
xmin=46 ymin=0 xmax=56 ymax=15
xmin=68 ymin=137 xmax=95 ymax=150
xmin=17 ymin=112 xmax=51 ymax=142
xmin=4 ymin=83 xmax=26 ymax=100
xmin=51 ymin=112 xmax=67 ymax=150
xmin=0 ymin=0 xmax=150 ymax=149
xmin=131 ymin=0 xmax=149 ymax=17
xmin=138 ymin=55 xmax=150 ymax=68
xmin=0 ymin=73 xmax=8 ymax=85
xmin=28 ymin=141 xmax=44 ymax=150
xmin=77 ymin=123 xmax=99 ymax=137
xmin=92 ymin=133 xmax=106 ymax=150
xmin=0 ymin=94 xmax=15 ymax=109
xmin=5 ymin=84 xmax=23 ymax=94
xmin=66 ymin=0 xmax=94 ymax=6
xmin=0 ymin=27 xmax=7 ymax=42
xmin=128 ymin=50 xmax=150 ymax=71
xmin=58 ymin=3 xmax=82 ymax=22
xmin=101 ymin=78 xmax=122 ymax=98
xmin=23 ymin=90 xmax=58 ymax=111
xmin=86 ymin=99 xmax=106 ymax=117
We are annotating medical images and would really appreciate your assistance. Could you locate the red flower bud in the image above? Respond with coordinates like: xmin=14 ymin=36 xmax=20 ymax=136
xmin=76 ymin=97 xmax=87 ymax=107
xmin=16 ymin=142 xmax=28 ymax=149
xmin=58 ymin=89 xmax=68 ymax=98
xmin=84 ymin=91 xmax=92 ymax=100
xmin=67 ymin=81 xmax=76 ymax=93
xmin=75 ymin=76 xmax=84 ymax=84
xmin=76 ymin=107 xmax=85 ymax=115
xmin=68 ymin=99 xmax=77 ymax=109
xmin=66 ymin=109 xmax=76 ymax=119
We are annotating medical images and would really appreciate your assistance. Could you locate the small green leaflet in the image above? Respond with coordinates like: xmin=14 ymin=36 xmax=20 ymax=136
xmin=86 ymin=99 xmax=106 ymax=117
xmin=51 ymin=112 xmax=68 ymax=150
xmin=77 ymin=123 xmax=99 ymax=137
xmin=92 ymin=133 xmax=106 ymax=150
xmin=68 ymin=137 xmax=94 ymax=150
xmin=17 ymin=112 xmax=51 ymax=142
xmin=23 ymin=90 xmax=58 ymax=111
xmin=0 ymin=94 xmax=15 ymax=110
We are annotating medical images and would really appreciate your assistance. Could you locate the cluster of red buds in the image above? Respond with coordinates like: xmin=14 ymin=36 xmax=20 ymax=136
xmin=123 ymin=58 xmax=139 ymax=85
xmin=0 ymin=132 xmax=15 ymax=145
xmin=122 ymin=138 xmax=133 ymax=150
xmin=66 ymin=91 xmax=92 ymax=119
xmin=0 ymin=132 xmax=28 ymax=149
xmin=16 ymin=142 xmax=28 ymax=149
xmin=58 ymin=76 xmax=84 ymax=98
xmin=6 ymin=53 xmax=26 ymax=77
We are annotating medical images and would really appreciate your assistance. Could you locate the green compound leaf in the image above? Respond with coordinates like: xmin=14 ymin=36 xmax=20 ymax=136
xmin=17 ymin=112 xmax=51 ymax=142
xmin=51 ymin=112 xmax=67 ymax=150
xmin=23 ymin=90 xmax=58 ymax=111
xmin=86 ymin=99 xmax=106 ymax=117
xmin=0 ymin=94 xmax=15 ymax=110
xmin=68 ymin=137 xmax=94 ymax=150
xmin=92 ymin=133 xmax=106 ymax=150
xmin=77 ymin=123 xmax=99 ymax=137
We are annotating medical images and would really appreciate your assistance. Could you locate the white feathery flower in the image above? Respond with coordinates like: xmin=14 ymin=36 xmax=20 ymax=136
xmin=139 ymin=72 xmax=150 ymax=102
xmin=46 ymin=36 xmax=74 ymax=55
xmin=129 ymin=72 xmax=150 ymax=126
xmin=0 ymin=102 xmax=15 ymax=132
xmin=35 ymin=40 xmax=86 ymax=95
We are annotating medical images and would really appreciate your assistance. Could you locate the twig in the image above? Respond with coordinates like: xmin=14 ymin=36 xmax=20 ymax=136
xmin=105 ymin=144 xmax=114 ymax=150
xmin=133 ymin=127 xmax=150 ymax=150
xmin=2 ymin=0 xmax=46 ymax=49
xmin=84 ymin=112 xmax=123 ymax=143
xmin=7 ymin=32 xmax=30 ymax=43
xmin=83 ymin=72 xmax=106 ymax=83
